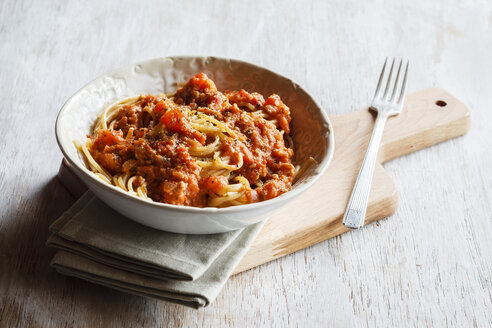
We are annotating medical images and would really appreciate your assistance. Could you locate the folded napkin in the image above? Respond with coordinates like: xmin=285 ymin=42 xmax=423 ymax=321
xmin=47 ymin=192 xmax=263 ymax=308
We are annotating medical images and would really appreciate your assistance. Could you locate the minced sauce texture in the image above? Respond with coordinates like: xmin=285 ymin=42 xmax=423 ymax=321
xmin=89 ymin=73 xmax=295 ymax=207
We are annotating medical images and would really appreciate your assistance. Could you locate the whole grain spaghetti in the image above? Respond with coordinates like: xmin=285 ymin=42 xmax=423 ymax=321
xmin=75 ymin=73 xmax=296 ymax=207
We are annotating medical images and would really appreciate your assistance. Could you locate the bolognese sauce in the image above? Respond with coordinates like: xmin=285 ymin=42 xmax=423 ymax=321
xmin=78 ymin=73 xmax=296 ymax=207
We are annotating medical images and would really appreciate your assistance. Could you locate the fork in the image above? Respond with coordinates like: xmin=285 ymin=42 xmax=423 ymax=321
xmin=342 ymin=58 xmax=409 ymax=229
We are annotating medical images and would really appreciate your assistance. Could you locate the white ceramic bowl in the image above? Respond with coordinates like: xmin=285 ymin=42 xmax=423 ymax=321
xmin=56 ymin=57 xmax=334 ymax=234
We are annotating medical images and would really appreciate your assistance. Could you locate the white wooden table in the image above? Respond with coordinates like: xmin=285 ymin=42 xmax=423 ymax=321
xmin=1 ymin=0 xmax=491 ymax=326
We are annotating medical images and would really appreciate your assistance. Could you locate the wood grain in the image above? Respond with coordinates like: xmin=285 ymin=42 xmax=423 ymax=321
xmin=1 ymin=0 xmax=491 ymax=327
xmin=234 ymin=87 xmax=470 ymax=273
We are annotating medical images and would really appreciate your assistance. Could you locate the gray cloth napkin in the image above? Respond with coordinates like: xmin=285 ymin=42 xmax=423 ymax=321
xmin=47 ymin=192 xmax=263 ymax=308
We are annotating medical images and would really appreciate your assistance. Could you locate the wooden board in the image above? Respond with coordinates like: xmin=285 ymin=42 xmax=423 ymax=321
xmin=235 ymin=87 xmax=470 ymax=273
xmin=57 ymin=87 xmax=470 ymax=275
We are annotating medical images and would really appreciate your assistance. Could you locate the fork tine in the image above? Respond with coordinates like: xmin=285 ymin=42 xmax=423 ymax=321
xmin=397 ymin=60 xmax=409 ymax=104
xmin=382 ymin=58 xmax=395 ymax=100
xmin=373 ymin=57 xmax=388 ymax=100
xmin=390 ymin=59 xmax=403 ymax=102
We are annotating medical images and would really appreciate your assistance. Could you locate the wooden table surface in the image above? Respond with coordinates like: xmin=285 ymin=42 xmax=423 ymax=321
xmin=1 ymin=0 xmax=491 ymax=327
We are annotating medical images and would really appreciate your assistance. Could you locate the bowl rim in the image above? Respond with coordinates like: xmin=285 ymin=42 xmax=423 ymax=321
xmin=55 ymin=56 xmax=335 ymax=214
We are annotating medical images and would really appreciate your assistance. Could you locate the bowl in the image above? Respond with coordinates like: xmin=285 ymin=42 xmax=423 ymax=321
xmin=55 ymin=56 xmax=334 ymax=234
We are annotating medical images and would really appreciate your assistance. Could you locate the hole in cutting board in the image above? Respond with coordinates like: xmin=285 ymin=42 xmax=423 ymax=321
xmin=435 ymin=100 xmax=447 ymax=107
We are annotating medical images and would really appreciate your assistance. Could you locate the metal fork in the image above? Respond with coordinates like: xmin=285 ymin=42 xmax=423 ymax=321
xmin=342 ymin=58 xmax=409 ymax=229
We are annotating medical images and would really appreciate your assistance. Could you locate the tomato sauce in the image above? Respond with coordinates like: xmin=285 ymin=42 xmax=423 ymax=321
xmin=89 ymin=73 xmax=295 ymax=207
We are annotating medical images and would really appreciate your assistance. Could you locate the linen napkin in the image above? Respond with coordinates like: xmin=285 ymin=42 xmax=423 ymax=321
xmin=47 ymin=192 xmax=263 ymax=308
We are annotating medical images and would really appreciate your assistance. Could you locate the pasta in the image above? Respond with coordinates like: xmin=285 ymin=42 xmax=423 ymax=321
xmin=75 ymin=73 xmax=296 ymax=207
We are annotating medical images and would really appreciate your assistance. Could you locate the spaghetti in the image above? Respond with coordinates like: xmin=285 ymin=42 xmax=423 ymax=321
xmin=75 ymin=73 xmax=296 ymax=207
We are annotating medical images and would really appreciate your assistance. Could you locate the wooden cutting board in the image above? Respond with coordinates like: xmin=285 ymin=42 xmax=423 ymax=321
xmin=57 ymin=87 xmax=470 ymax=275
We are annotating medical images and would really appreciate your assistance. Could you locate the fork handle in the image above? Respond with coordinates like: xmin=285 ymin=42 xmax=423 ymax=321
xmin=342 ymin=112 xmax=389 ymax=229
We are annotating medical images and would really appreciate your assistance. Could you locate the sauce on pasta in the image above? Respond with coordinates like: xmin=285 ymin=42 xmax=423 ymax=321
xmin=76 ymin=73 xmax=296 ymax=207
